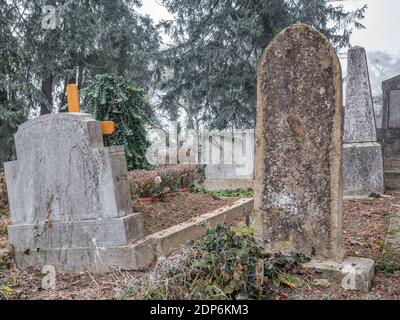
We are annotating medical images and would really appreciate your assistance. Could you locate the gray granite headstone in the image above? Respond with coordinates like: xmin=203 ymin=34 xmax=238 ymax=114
xmin=4 ymin=113 xmax=144 ymax=272
xmin=343 ymin=46 xmax=384 ymax=196
xmin=253 ymin=24 xmax=344 ymax=260
xmin=377 ymin=75 xmax=400 ymax=188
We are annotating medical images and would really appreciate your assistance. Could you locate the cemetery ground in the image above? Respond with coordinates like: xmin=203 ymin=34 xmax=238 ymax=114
xmin=1 ymin=189 xmax=400 ymax=300
xmin=135 ymin=192 xmax=236 ymax=236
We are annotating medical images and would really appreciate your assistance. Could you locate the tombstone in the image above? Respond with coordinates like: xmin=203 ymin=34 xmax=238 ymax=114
xmin=253 ymin=24 xmax=376 ymax=291
xmin=377 ymin=75 xmax=400 ymax=188
xmin=343 ymin=46 xmax=384 ymax=197
xmin=203 ymin=130 xmax=255 ymax=190
xmin=253 ymin=24 xmax=344 ymax=260
xmin=4 ymin=113 xmax=145 ymax=272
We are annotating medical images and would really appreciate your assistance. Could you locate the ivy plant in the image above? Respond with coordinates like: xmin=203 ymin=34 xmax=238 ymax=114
xmin=82 ymin=74 xmax=153 ymax=170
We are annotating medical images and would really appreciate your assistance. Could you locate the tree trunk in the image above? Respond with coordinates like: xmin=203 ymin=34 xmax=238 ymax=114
xmin=186 ymin=105 xmax=195 ymax=130
xmin=77 ymin=64 xmax=84 ymax=89
xmin=0 ymin=88 xmax=7 ymax=105
xmin=40 ymin=75 xmax=54 ymax=115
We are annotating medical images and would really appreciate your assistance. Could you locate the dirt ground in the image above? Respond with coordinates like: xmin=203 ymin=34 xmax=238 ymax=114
xmin=1 ymin=192 xmax=400 ymax=300
xmin=134 ymin=192 xmax=236 ymax=235
xmin=280 ymin=190 xmax=400 ymax=300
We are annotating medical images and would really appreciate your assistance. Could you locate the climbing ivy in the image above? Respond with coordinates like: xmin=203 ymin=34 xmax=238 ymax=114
xmin=82 ymin=74 xmax=153 ymax=170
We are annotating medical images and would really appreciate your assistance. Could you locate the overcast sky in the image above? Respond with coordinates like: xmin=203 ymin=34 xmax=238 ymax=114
xmin=137 ymin=1 xmax=398 ymax=117
xmin=341 ymin=0 xmax=400 ymax=54
xmin=139 ymin=0 xmax=400 ymax=55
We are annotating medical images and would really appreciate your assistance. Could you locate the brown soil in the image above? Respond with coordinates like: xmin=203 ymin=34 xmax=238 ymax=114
xmin=343 ymin=193 xmax=398 ymax=260
xmin=133 ymin=192 xmax=237 ymax=236
xmin=277 ymin=190 xmax=400 ymax=300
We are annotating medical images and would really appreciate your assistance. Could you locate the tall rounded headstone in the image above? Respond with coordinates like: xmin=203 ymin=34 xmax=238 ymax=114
xmin=253 ymin=24 xmax=344 ymax=260
xmin=343 ymin=46 xmax=384 ymax=197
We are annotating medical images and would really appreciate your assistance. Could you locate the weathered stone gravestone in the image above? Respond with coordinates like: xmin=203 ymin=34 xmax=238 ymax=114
xmin=253 ymin=24 xmax=374 ymax=291
xmin=254 ymin=24 xmax=344 ymax=260
xmin=377 ymin=75 xmax=400 ymax=188
xmin=4 ymin=113 xmax=148 ymax=272
xmin=343 ymin=46 xmax=384 ymax=197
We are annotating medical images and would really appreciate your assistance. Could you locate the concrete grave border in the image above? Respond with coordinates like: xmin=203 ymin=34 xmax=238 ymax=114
xmin=382 ymin=211 xmax=400 ymax=264
xmin=14 ymin=198 xmax=253 ymax=272
xmin=138 ymin=197 xmax=254 ymax=265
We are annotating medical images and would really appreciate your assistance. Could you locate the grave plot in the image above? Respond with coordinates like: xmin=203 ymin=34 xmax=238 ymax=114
xmin=127 ymin=166 xmax=254 ymax=258
xmin=134 ymin=192 xmax=237 ymax=236
xmin=128 ymin=165 xmax=241 ymax=235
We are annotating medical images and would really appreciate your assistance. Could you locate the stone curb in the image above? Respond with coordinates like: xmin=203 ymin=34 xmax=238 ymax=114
xmin=382 ymin=214 xmax=400 ymax=264
xmin=144 ymin=198 xmax=254 ymax=258
xmin=13 ymin=198 xmax=254 ymax=273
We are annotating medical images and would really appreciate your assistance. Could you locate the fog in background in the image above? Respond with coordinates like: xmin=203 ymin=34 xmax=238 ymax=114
xmin=139 ymin=0 xmax=400 ymax=127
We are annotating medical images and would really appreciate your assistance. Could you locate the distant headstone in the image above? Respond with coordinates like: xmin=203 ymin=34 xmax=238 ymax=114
xmin=343 ymin=46 xmax=384 ymax=196
xmin=4 ymin=113 xmax=144 ymax=272
xmin=253 ymin=24 xmax=344 ymax=260
xmin=377 ymin=75 xmax=400 ymax=188
xmin=204 ymin=130 xmax=255 ymax=190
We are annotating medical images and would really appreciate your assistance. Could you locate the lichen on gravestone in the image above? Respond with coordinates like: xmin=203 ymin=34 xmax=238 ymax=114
xmin=253 ymin=24 xmax=344 ymax=260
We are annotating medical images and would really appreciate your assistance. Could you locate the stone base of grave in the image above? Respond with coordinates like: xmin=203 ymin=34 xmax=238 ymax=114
xmin=8 ymin=213 xmax=145 ymax=272
xmin=12 ymin=239 xmax=155 ymax=273
xmin=203 ymin=179 xmax=254 ymax=191
xmin=304 ymin=257 xmax=375 ymax=292
xmin=343 ymin=142 xmax=384 ymax=197
xmin=382 ymin=214 xmax=400 ymax=264
xmin=11 ymin=199 xmax=253 ymax=273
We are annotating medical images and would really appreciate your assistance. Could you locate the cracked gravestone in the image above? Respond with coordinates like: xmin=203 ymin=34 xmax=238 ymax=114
xmin=343 ymin=46 xmax=384 ymax=197
xmin=4 ymin=113 xmax=145 ymax=272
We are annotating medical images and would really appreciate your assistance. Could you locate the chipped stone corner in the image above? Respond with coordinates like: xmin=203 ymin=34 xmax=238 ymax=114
xmin=304 ymin=256 xmax=375 ymax=292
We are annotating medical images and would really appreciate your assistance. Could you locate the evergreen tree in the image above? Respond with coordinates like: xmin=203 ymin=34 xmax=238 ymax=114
xmin=0 ymin=0 xmax=28 ymax=168
xmin=0 ymin=0 xmax=160 ymax=168
xmin=157 ymin=0 xmax=367 ymax=130
xmin=82 ymin=74 xmax=154 ymax=170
